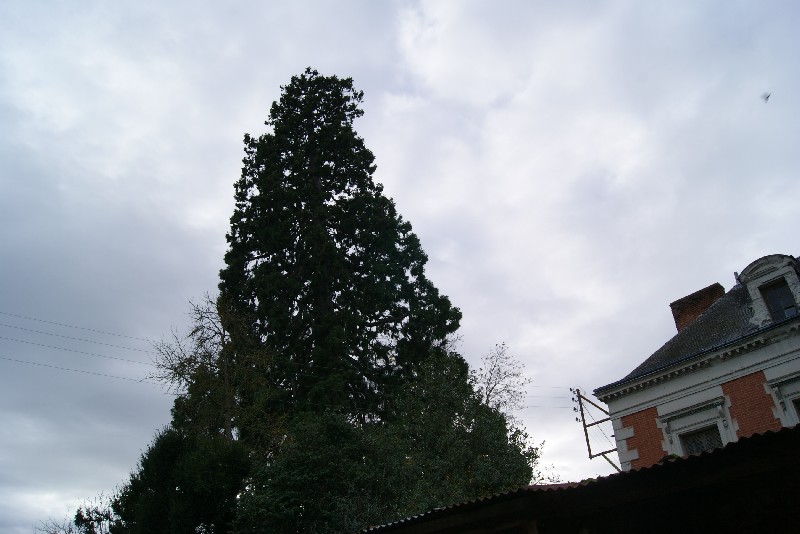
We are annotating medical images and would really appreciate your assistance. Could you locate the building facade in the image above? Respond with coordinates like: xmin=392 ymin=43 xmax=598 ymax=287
xmin=594 ymin=253 xmax=800 ymax=471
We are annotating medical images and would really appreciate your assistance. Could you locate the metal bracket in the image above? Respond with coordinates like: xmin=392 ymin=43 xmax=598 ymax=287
xmin=572 ymin=387 xmax=621 ymax=473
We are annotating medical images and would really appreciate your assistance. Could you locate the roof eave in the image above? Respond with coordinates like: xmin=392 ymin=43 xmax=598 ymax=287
xmin=594 ymin=314 xmax=800 ymax=401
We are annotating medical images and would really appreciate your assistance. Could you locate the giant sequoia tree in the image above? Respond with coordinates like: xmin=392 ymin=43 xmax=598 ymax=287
xmin=219 ymin=68 xmax=461 ymax=416
xmin=51 ymin=69 xmax=545 ymax=534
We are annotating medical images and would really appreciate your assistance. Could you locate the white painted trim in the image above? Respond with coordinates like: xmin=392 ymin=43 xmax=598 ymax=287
xmin=607 ymin=339 xmax=800 ymax=420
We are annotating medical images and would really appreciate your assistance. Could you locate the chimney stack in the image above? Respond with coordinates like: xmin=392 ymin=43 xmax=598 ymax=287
xmin=669 ymin=283 xmax=725 ymax=332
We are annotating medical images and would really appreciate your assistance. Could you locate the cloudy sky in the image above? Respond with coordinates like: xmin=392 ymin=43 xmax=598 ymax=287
xmin=2 ymin=0 xmax=799 ymax=531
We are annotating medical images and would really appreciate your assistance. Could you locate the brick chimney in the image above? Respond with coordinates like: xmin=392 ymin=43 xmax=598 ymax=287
xmin=669 ymin=282 xmax=725 ymax=332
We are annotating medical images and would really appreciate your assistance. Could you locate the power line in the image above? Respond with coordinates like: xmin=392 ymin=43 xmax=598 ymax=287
xmin=0 ymin=311 xmax=576 ymax=392
xmin=589 ymin=424 xmax=615 ymax=449
xmin=0 ymin=341 xmax=575 ymax=408
xmin=0 ymin=310 xmax=579 ymax=402
xmin=1 ymin=354 xmax=572 ymax=412
xmin=0 ymin=335 xmax=153 ymax=366
xmin=0 ymin=355 xmax=172 ymax=391
xmin=0 ymin=310 xmax=154 ymax=342
xmin=0 ymin=322 xmax=154 ymax=354
xmin=0 ymin=335 xmax=576 ymax=403
xmin=0 ymin=352 xmax=578 ymax=413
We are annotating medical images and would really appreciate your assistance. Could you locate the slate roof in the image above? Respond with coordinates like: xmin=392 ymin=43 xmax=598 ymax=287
xmin=595 ymin=283 xmax=757 ymax=395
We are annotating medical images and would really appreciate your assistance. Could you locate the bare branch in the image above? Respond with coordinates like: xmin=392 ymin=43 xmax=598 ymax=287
xmin=471 ymin=342 xmax=531 ymax=414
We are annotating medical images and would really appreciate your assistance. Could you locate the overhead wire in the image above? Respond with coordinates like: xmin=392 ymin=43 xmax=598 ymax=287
xmin=0 ymin=321 xmax=154 ymax=354
xmin=0 ymin=309 xmax=582 ymax=383
xmin=0 ymin=342 xmax=577 ymax=405
xmin=0 ymin=335 xmax=153 ymax=366
xmin=0 ymin=310 xmax=584 ymax=393
xmin=1 ymin=352 xmax=581 ymax=414
xmin=0 ymin=309 xmax=579 ymax=409
xmin=0 ymin=355 xmax=171 ymax=391
xmin=2 ymin=354 xmax=576 ymax=414
xmin=0 ymin=312 xmax=165 ymax=390
xmin=0 ymin=310 xmax=154 ymax=342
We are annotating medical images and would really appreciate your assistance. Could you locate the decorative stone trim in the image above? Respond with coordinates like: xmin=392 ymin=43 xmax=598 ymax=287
xmin=659 ymin=396 xmax=726 ymax=423
xmin=659 ymin=397 xmax=728 ymax=447
xmin=767 ymin=372 xmax=800 ymax=413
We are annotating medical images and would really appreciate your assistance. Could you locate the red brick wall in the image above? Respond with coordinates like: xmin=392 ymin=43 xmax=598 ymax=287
xmin=722 ymin=371 xmax=782 ymax=438
xmin=621 ymin=407 xmax=664 ymax=470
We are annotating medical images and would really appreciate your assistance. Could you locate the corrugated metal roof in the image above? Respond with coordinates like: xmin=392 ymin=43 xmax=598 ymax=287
xmin=360 ymin=482 xmax=585 ymax=532
xmin=361 ymin=425 xmax=800 ymax=533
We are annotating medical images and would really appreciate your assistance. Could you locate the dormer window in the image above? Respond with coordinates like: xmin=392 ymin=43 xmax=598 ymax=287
xmin=760 ymin=278 xmax=797 ymax=321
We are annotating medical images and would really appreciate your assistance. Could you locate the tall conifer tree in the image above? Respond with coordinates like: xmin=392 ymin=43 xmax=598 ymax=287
xmin=51 ymin=70 xmax=544 ymax=534
xmin=219 ymin=68 xmax=461 ymax=416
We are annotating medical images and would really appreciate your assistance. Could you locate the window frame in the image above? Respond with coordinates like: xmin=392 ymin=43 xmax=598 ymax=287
xmin=659 ymin=396 xmax=733 ymax=457
xmin=760 ymin=277 xmax=798 ymax=322
xmin=679 ymin=423 xmax=724 ymax=456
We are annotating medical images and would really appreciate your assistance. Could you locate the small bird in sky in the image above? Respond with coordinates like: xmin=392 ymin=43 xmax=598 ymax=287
xmin=762 ymin=92 xmax=771 ymax=103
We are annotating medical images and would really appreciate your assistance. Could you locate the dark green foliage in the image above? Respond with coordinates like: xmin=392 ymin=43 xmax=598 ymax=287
xmin=385 ymin=351 xmax=537 ymax=511
xmin=37 ymin=495 xmax=117 ymax=534
xmin=235 ymin=413 xmax=393 ymax=534
xmin=155 ymin=296 xmax=283 ymax=452
xmin=74 ymin=499 xmax=117 ymax=534
xmin=218 ymin=68 xmax=461 ymax=418
xmin=104 ymin=299 xmax=270 ymax=534
xmin=111 ymin=428 xmax=249 ymax=534
xmin=235 ymin=352 xmax=539 ymax=533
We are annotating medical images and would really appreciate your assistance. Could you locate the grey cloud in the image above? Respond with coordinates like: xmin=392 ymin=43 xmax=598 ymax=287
xmin=3 ymin=1 xmax=800 ymax=531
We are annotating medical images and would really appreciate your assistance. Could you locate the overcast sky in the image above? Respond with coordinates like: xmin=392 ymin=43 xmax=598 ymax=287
xmin=2 ymin=1 xmax=799 ymax=531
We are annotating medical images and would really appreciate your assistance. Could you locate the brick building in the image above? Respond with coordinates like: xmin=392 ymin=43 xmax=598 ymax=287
xmin=594 ymin=253 xmax=800 ymax=471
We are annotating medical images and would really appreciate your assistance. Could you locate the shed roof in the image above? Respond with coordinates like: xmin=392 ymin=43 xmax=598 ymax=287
xmin=362 ymin=425 xmax=800 ymax=533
